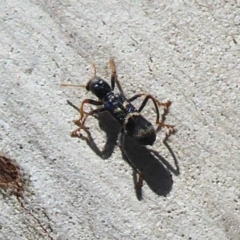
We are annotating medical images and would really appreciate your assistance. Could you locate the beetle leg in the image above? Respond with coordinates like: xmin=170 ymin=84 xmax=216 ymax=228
xmin=128 ymin=93 xmax=171 ymax=110
xmin=128 ymin=93 xmax=174 ymax=131
xmin=109 ymin=58 xmax=124 ymax=93
xmin=78 ymin=99 xmax=103 ymax=120
xmin=71 ymin=107 xmax=106 ymax=138
xmin=117 ymin=128 xmax=143 ymax=189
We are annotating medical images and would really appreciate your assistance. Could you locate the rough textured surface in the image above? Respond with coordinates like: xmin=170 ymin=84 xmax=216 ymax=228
xmin=1 ymin=1 xmax=240 ymax=239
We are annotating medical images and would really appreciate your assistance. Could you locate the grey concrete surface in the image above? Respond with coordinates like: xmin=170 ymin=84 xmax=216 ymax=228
xmin=1 ymin=0 xmax=240 ymax=239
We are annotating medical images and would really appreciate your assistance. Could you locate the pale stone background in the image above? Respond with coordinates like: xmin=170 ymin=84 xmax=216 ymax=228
xmin=1 ymin=0 xmax=240 ymax=239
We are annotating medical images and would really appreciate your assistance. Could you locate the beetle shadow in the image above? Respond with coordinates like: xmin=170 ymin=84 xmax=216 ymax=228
xmin=123 ymin=135 xmax=179 ymax=197
xmin=78 ymin=111 xmax=121 ymax=160
xmin=67 ymin=100 xmax=120 ymax=159
xmin=67 ymin=101 xmax=179 ymax=199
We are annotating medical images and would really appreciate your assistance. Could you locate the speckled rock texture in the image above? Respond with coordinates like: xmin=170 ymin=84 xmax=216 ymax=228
xmin=1 ymin=1 xmax=240 ymax=239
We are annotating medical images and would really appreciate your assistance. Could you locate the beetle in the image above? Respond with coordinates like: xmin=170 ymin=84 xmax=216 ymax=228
xmin=63 ymin=59 xmax=174 ymax=188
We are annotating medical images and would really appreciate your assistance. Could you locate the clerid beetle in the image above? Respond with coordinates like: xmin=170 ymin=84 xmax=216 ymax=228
xmin=63 ymin=59 xmax=174 ymax=189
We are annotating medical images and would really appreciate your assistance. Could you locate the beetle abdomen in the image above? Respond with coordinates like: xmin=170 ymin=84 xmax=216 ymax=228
xmin=125 ymin=114 xmax=156 ymax=145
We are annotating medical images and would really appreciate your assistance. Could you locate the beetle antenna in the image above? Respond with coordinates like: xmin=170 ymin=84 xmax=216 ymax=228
xmin=61 ymin=83 xmax=85 ymax=88
xmin=92 ymin=63 xmax=96 ymax=77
